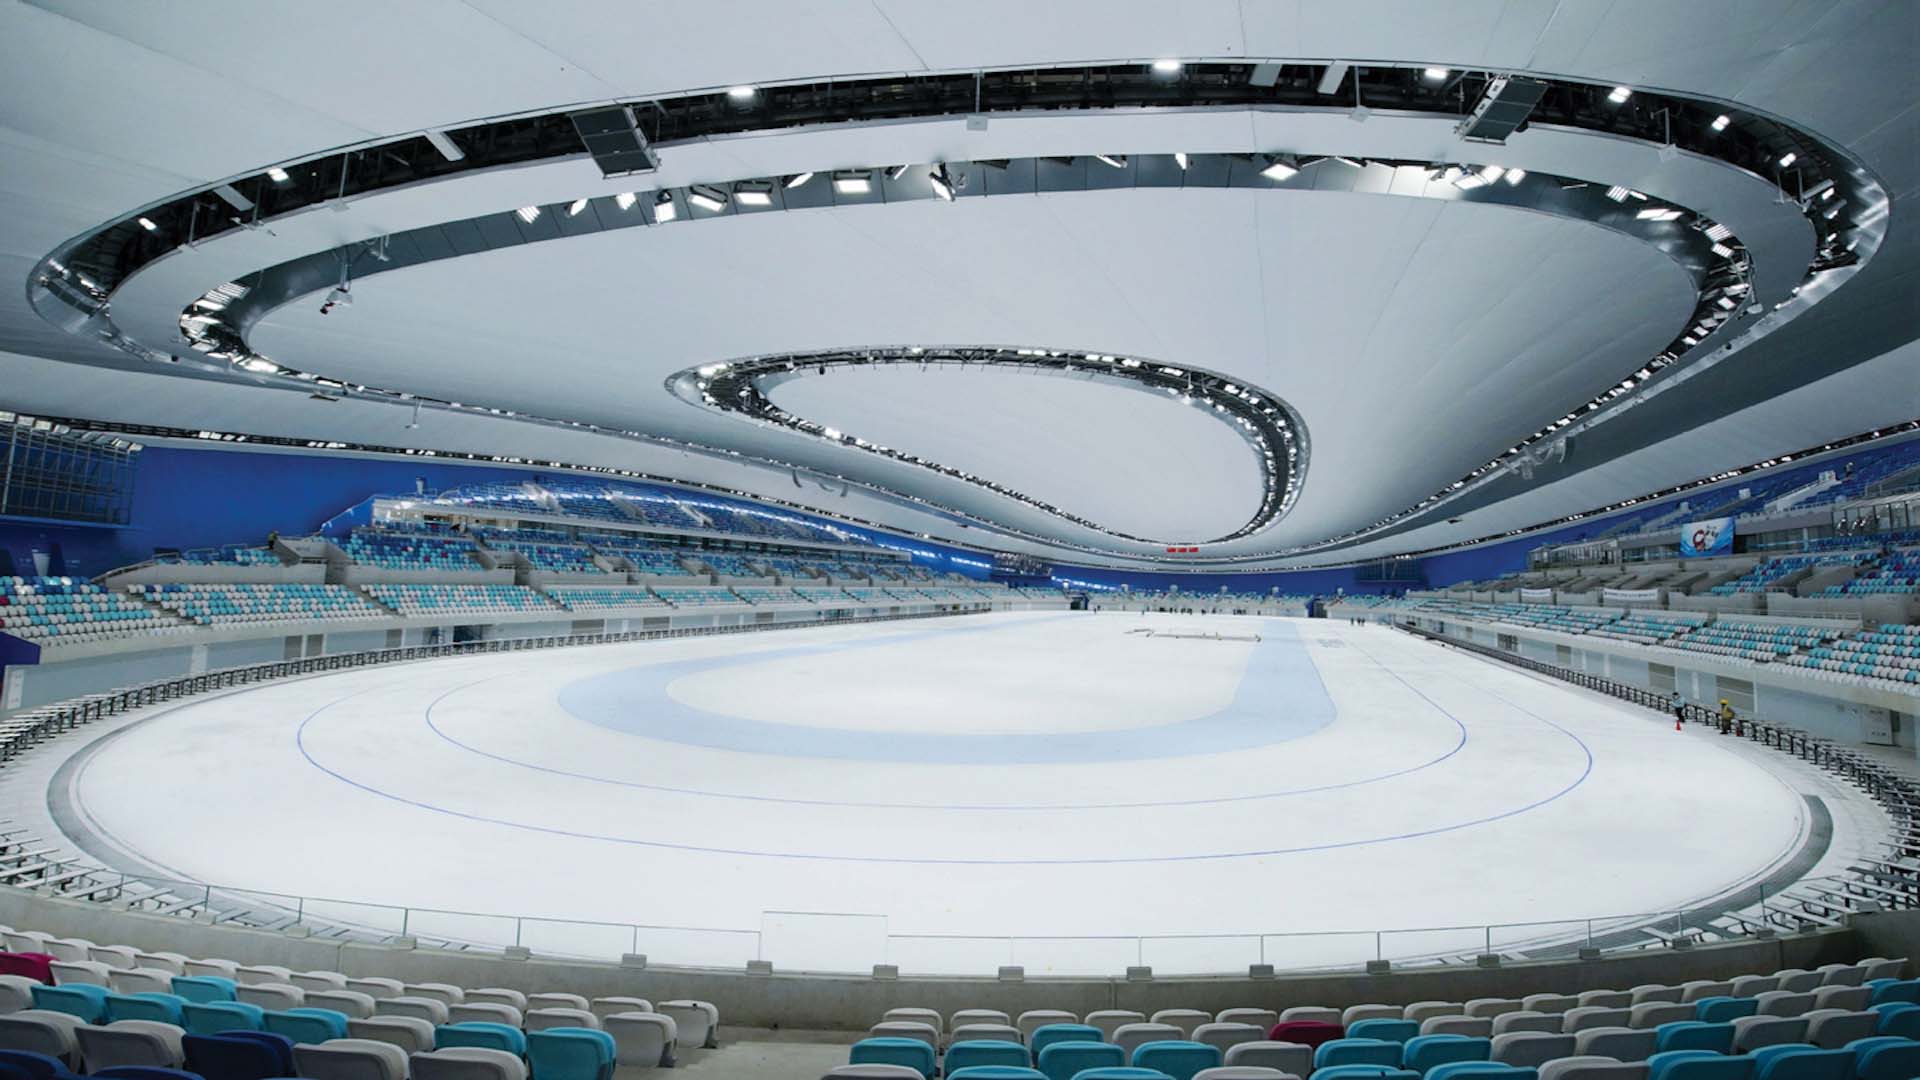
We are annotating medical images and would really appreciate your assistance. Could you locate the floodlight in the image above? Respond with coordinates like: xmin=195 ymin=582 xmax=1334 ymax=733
xmin=833 ymin=171 xmax=872 ymax=194
xmin=137 ymin=217 xmax=157 ymax=231
xmin=1152 ymin=59 xmax=1183 ymax=74
xmin=1778 ymin=151 xmax=1796 ymax=168
xmin=1423 ymin=67 xmax=1449 ymax=81
xmin=653 ymin=191 xmax=678 ymax=222
xmin=734 ymin=182 xmax=774 ymax=207
xmin=1710 ymin=114 xmax=1730 ymax=132
xmin=614 ymin=191 xmax=637 ymax=210
xmin=515 ymin=205 xmax=540 ymax=223
xmin=727 ymin=85 xmax=757 ymax=100
xmin=567 ymin=198 xmax=588 ymax=216
xmin=1259 ymin=156 xmax=1298 ymax=181
xmin=687 ymin=187 xmax=727 ymax=212
xmin=266 ymin=166 xmax=290 ymax=183
xmin=786 ymin=171 xmax=815 ymax=188
xmin=1607 ymin=86 xmax=1632 ymax=103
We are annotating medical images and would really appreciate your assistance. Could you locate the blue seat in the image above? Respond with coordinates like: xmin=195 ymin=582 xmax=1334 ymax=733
xmin=1851 ymin=1034 xmax=1920 ymax=1080
xmin=525 ymin=1028 xmax=616 ymax=1080
xmin=1030 ymin=1024 xmax=1103 ymax=1059
xmin=260 ymin=1008 xmax=347 ymax=1045
xmin=943 ymin=1068 xmax=1047 ymax=1080
xmin=1876 ymin=1004 xmax=1920 ymax=1038
xmin=180 ymin=1003 xmax=265 ymax=1036
xmin=846 ymin=1037 xmax=934 ymax=1078
xmin=1316 ymin=1038 xmax=1403 ymax=1069
xmin=171 ymin=978 xmax=238 ymax=1005
xmin=1746 ymin=1044 xmax=1851 ymax=1080
xmin=1646 ymin=1050 xmax=1756 ymax=1080
xmin=435 ymin=1023 xmax=527 ymax=1056
xmin=0 ymin=1051 xmax=71 ymax=1080
xmin=1309 ymin=1068 xmax=1419 ymax=1080
xmin=183 ymin=1032 xmax=293 ymax=1080
xmin=944 ymin=1040 xmax=1029 ymax=1072
xmin=1036 ymin=1040 xmax=1124 ymax=1080
xmin=92 ymin=1069 xmax=201 ymax=1080
xmin=1655 ymin=1022 xmax=1737 ymax=1054
xmin=1695 ymin=997 xmax=1760 ymax=1023
xmin=1866 ymin=979 xmax=1920 ymax=1005
xmin=105 ymin=993 xmax=186 ymax=1025
xmin=1348 ymin=1019 xmax=1421 ymax=1044
xmin=1127 ymin=1040 xmax=1220 ymax=1080
xmin=27 ymin=985 xmax=106 ymax=1024
xmin=1401 ymin=1034 xmax=1490 ymax=1075
xmin=1425 ymin=1065 xmax=1537 ymax=1080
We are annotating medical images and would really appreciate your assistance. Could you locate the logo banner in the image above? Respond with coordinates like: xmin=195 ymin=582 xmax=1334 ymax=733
xmin=1679 ymin=516 xmax=1736 ymax=557
xmin=1603 ymin=587 xmax=1662 ymax=604
xmin=1520 ymin=588 xmax=1555 ymax=603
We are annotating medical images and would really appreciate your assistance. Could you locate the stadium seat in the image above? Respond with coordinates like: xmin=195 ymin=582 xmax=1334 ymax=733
xmin=73 ymin=1021 xmax=185 ymax=1071
xmin=435 ymin=1023 xmax=526 ymax=1056
xmin=103 ymin=993 xmax=185 ymax=1025
xmin=89 ymin=1066 xmax=198 ymax=1080
xmin=1035 ymin=1040 xmax=1123 ymax=1080
xmin=1728 ymin=1016 xmax=1806 ymax=1052
xmin=307 ymin=991 xmax=376 ymax=1020
xmin=1130 ymin=1040 xmax=1222 ymax=1080
xmin=600 ymin=1013 xmax=675 ymax=1067
xmin=1402 ymin=1034 xmax=1490 ymax=1074
xmin=1214 ymin=1009 xmax=1278 ymax=1032
xmin=26 ymin=987 xmax=104 ymax=1024
xmin=657 ymin=1001 xmax=716 ymax=1048
xmin=345 ymin=1017 xmax=435 ymax=1055
xmin=1030 ymin=1023 xmax=1101 ymax=1058
xmin=1490 ymin=1031 xmax=1574 ymax=1065
xmin=1113 ymin=1024 xmax=1184 ymax=1058
xmin=179 ymin=1003 xmax=264 ymax=1036
xmin=1644 ymin=1050 xmax=1753 ymax=1080
xmin=1315 ymin=1038 xmax=1402 ymax=1069
xmin=1850 ymin=1034 xmax=1920 ymax=1079
xmin=1653 ymin=1022 xmax=1735 ymax=1054
xmin=170 ymin=978 xmax=236 ymax=1005
xmin=1744 ymin=1043 xmax=1850 ymax=1080
xmin=846 ymin=1037 xmax=933 ymax=1079
xmin=1798 ymin=1009 xmax=1874 ymax=1048
xmin=1191 ymin=1023 xmax=1264 ymax=1054
xmin=260 ymin=1007 xmax=348 ymax=1044
xmin=409 ymin=1047 xmax=528 ymax=1080
xmin=939 ymin=1068 xmax=1044 ymax=1080
xmin=524 ymin=1028 xmax=616 ymax=1080
xmin=182 ymin=1031 xmax=293 ymax=1080
xmin=1266 ymin=1020 xmax=1342 ymax=1048
xmin=1349 ymin=1019 xmax=1420 ymax=1043
xmin=1222 ymin=1042 xmax=1310 ymax=1074
xmin=291 ymin=1038 xmax=410 ymax=1080
xmin=943 ymin=1040 xmax=1028 ymax=1072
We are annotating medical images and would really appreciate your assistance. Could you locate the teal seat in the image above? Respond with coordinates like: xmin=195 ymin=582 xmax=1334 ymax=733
xmin=105 ymin=993 xmax=185 ymax=1024
xmin=943 ymin=1040 xmax=1029 ymax=1072
xmin=1036 ymin=1040 xmax=1123 ymax=1080
xmin=1747 ymin=1044 xmax=1851 ymax=1080
xmin=436 ymin=1023 xmax=528 ymax=1056
xmin=1401 ymin=1034 xmax=1490 ymax=1074
xmin=28 ymin=984 xmax=107 ymax=1023
xmin=1695 ymin=997 xmax=1760 ymax=1023
xmin=180 ymin=1002 xmax=265 ymax=1035
xmin=1128 ymin=1040 xmax=1220 ymax=1080
xmin=1425 ymin=1065 xmax=1537 ymax=1080
xmin=1646 ymin=1050 xmax=1755 ymax=1080
xmin=171 ymin=977 xmax=237 ymax=1004
xmin=1309 ymin=1068 xmax=1420 ymax=1080
xmin=1316 ymin=1038 xmax=1402 ymax=1069
xmin=1851 ymin=1035 xmax=1920 ymax=1080
xmin=1030 ymin=1024 xmax=1101 ymax=1059
xmin=261 ymin=1007 xmax=348 ymax=1045
xmin=1876 ymin=1004 xmax=1920 ymax=1038
xmin=526 ymin=1028 xmax=617 ymax=1080
xmin=1348 ymin=1019 xmax=1421 ymax=1043
xmin=943 ymin=1068 xmax=1047 ymax=1080
xmin=1656 ymin=1022 xmax=1736 ymax=1054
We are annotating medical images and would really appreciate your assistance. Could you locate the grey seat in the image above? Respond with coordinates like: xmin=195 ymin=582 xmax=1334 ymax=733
xmin=233 ymin=965 xmax=292 ymax=987
xmin=1114 ymin=1022 xmax=1184 ymax=1058
xmin=1576 ymin=990 xmax=1632 ymax=1009
xmin=86 ymin=947 xmax=137 ymax=972
xmin=1466 ymin=998 xmax=1525 ymax=1019
xmin=1522 ymin=994 xmax=1578 ymax=1014
xmin=1216 ymin=1008 xmax=1278 ymax=1031
xmin=1812 ymin=985 xmax=1870 ymax=1011
xmin=289 ymin=971 xmax=348 ymax=992
xmin=1628 ymin=985 xmax=1680 ymax=1006
xmin=948 ymin=1023 xmax=1021 ymax=1046
xmin=1860 ymin=956 xmax=1908 ymax=981
xmin=1752 ymin=990 xmax=1814 ymax=1017
xmin=409 ymin=1047 xmax=529 ymax=1080
xmin=1729 ymin=976 xmax=1777 ymax=997
xmin=0 ymin=975 xmax=42 ymax=1012
xmin=466 ymin=989 xmax=529 ymax=1010
xmin=234 ymin=983 xmax=304 ymax=1010
xmin=1816 ymin=963 xmax=1865 ymax=986
xmin=1276 ymin=1006 xmax=1340 ymax=1025
xmin=309 ymin=991 xmax=377 ymax=1020
xmin=1192 ymin=1069 xmax=1293 ymax=1080
xmin=346 ymin=1016 xmax=436 ymax=1055
xmin=1193 ymin=1022 xmax=1266 ymax=1054
xmin=374 ymin=996 xmax=448 ymax=1025
xmin=1342 ymin=1004 xmax=1401 ymax=1026
xmin=1561 ymin=1007 xmax=1632 ymax=1033
xmin=666 ymin=999 xmax=718 ymax=1048
xmin=74 ymin=1020 xmax=185 ymax=1071
xmin=1153 ymin=1008 xmax=1214 ymax=1036
xmin=658 ymin=1001 xmax=713 ymax=1048
xmin=48 ymin=961 xmax=111 ymax=988
xmin=107 ymin=969 xmax=177 ymax=996
xmin=949 ymin=1009 xmax=1010 ymax=1034
xmin=292 ymin=1038 xmax=409 ymax=1080
xmin=1678 ymin=980 xmax=1732 ymax=1004
xmin=589 ymin=997 xmax=651 ymax=1023
xmin=448 ymin=1003 xmax=522 ymax=1027
xmin=1538 ymin=1058 xmax=1652 ymax=1080
xmin=403 ymin=983 xmax=465 ymax=1005
xmin=1492 ymin=1011 xmax=1563 ymax=1036
xmin=345 ymin=977 xmax=404 ymax=998
xmin=0 ymin=1011 xmax=83 ymax=1064
xmin=1728 ymin=1015 xmax=1806 ymax=1052
xmin=183 ymin=959 xmax=238 ymax=979
xmin=1224 ymin=1041 xmax=1312 ymax=1075
xmin=1802 ymin=1008 xmax=1878 ymax=1048
xmin=818 ymin=1068 xmax=924 ymax=1079
xmin=131 ymin=954 xmax=186 ymax=976
xmin=604 ymin=1011 xmax=676 ymax=1068
xmin=881 ymin=1008 xmax=941 ymax=1036
xmin=1573 ymin=1026 xmax=1658 ymax=1062
xmin=1491 ymin=1031 xmax=1576 ymax=1067
xmin=1404 ymin=1001 xmax=1464 ymax=1023
xmin=526 ymin=992 xmax=588 ymax=1012
xmin=1421 ymin=1015 xmax=1492 ymax=1037
xmin=1773 ymin=969 xmax=1822 ymax=992
xmin=866 ymin=1021 xmax=935 ymax=1051
xmin=1628 ymin=1002 xmax=1693 ymax=1029
xmin=525 ymin=1007 xmax=599 ymax=1032
xmin=1086 ymin=1010 xmax=1147 ymax=1039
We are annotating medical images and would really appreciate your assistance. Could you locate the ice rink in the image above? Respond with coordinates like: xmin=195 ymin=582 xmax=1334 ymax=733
xmin=61 ymin=611 xmax=1825 ymax=974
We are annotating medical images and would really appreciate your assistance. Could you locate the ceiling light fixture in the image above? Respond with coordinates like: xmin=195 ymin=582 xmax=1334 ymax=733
xmin=929 ymin=164 xmax=955 ymax=202
xmin=1423 ymin=67 xmax=1450 ymax=81
xmin=1174 ymin=152 xmax=1189 ymax=170
xmin=1607 ymin=86 xmax=1632 ymax=103
xmin=1259 ymin=156 xmax=1299 ymax=181
xmin=614 ymin=191 xmax=637 ymax=210
xmin=266 ymin=166 xmax=290 ymax=183
xmin=785 ymin=172 xmax=814 ymax=188
xmin=1605 ymin=185 xmax=1631 ymax=202
xmin=1710 ymin=114 xmax=1731 ymax=132
xmin=833 ymin=171 xmax=872 ymax=194
xmin=687 ymin=187 xmax=727 ymax=212
xmin=885 ymin=164 xmax=909 ymax=180
xmin=727 ymin=85 xmax=757 ymax=101
xmin=734 ymin=182 xmax=774 ymax=207
xmin=653 ymin=191 xmax=678 ymax=222
xmin=1152 ymin=59 xmax=1183 ymax=74
xmin=1504 ymin=167 xmax=1526 ymax=184
xmin=1778 ymin=151 xmax=1797 ymax=168
xmin=515 ymin=205 xmax=540 ymax=223
xmin=1095 ymin=154 xmax=1127 ymax=169
xmin=566 ymin=198 xmax=588 ymax=216
xmin=136 ymin=217 xmax=157 ymax=231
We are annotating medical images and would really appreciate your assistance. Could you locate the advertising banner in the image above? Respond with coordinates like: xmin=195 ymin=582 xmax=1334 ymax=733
xmin=1679 ymin=516 xmax=1736 ymax=557
xmin=1520 ymin=588 xmax=1555 ymax=603
xmin=1603 ymin=587 xmax=1663 ymax=605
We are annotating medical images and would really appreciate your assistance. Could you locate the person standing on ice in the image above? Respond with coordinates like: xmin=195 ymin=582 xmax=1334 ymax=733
xmin=1718 ymin=698 xmax=1735 ymax=735
xmin=1669 ymin=690 xmax=1686 ymax=728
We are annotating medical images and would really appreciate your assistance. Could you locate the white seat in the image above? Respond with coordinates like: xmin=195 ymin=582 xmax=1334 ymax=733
xmin=410 ymin=1047 xmax=530 ymax=1080
xmin=290 ymin=971 xmax=349 ymax=992
xmin=1773 ymin=969 xmax=1822 ymax=992
xmin=1192 ymin=1022 xmax=1265 ymax=1054
xmin=1152 ymin=1008 xmax=1213 ymax=1036
xmin=131 ymin=954 xmax=186 ymax=976
xmin=403 ymin=983 xmax=465 ymax=1005
xmin=234 ymin=965 xmax=293 ymax=987
xmin=183 ymin=959 xmax=238 ymax=979
xmin=0 ymin=932 xmax=52 ymax=954
xmin=1627 ymin=985 xmax=1679 ymax=1006
xmin=1802 ymin=1008 xmax=1879 ymax=1048
xmin=660 ymin=999 xmax=717 ymax=1048
xmin=293 ymin=1037 xmax=408 ymax=1080
xmin=1341 ymin=1005 xmax=1401 ymax=1026
xmin=526 ymin=992 xmax=588 ymax=1011
xmin=1728 ymin=1015 xmax=1807 ymax=1052
xmin=1491 ymin=1031 xmax=1576 ymax=1067
xmin=1422 ymin=1016 xmax=1492 ymax=1037
xmin=1016 ymin=1009 xmax=1077 ymax=1041
xmin=1224 ymin=1041 xmax=1312 ymax=1075
xmin=881 ymin=1008 xmax=941 ymax=1035
xmin=865 ymin=1021 xmax=935 ymax=1050
xmin=48 ymin=961 xmax=111 ymax=987
xmin=346 ymin=1016 xmax=437 ymax=1055
xmin=1816 ymin=963 xmax=1866 ymax=986
xmin=374 ymin=996 xmax=449 ymax=1025
xmin=1086 ymin=1010 xmax=1146 ymax=1040
xmin=1466 ymin=998 xmax=1525 ymax=1019
xmin=74 ymin=1020 xmax=185 ymax=1070
xmin=949 ymin=1009 xmax=1010 ymax=1034
xmin=1627 ymin=1002 xmax=1692 ymax=1029
xmin=1492 ymin=1011 xmax=1563 ymax=1036
xmin=1537 ymin=1057 xmax=1652 ymax=1080
xmin=1562 ymin=1007 xmax=1632 ymax=1033
xmin=1860 ymin=957 xmax=1908 ymax=981
xmin=43 ymin=939 xmax=94 ymax=964
xmin=1811 ymin=985 xmax=1870 ymax=1011
xmin=1276 ymin=1005 xmax=1339 ymax=1025
xmin=1753 ymin=990 xmax=1815 ymax=1017
xmin=86 ymin=947 xmax=138 ymax=972
xmin=1114 ymin=1022 xmax=1183 ymax=1058
xmin=1573 ymin=1026 xmax=1658 ymax=1062
xmin=465 ymin=989 xmax=528 ymax=1010
xmin=588 ymin=997 xmax=649 ymax=1022
xmin=1729 ymin=976 xmax=1777 ymax=997
xmin=107 ymin=969 xmax=176 ymax=996
xmin=1678 ymin=980 xmax=1733 ymax=1004
xmin=346 ymin=977 xmax=405 ymax=998
xmin=525 ymin=1007 xmax=599 ymax=1032
xmin=948 ymin=1023 xmax=1021 ymax=1046
xmin=309 ymin=990 xmax=377 ymax=1020
xmin=0 ymin=975 xmax=39 ymax=1013
xmin=1522 ymin=994 xmax=1579 ymax=1014
xmin=448 ymin=1003 xmax=524 ymax=1028
xmin=235 ymin=983 xmax=304 ymax=1010
xmin=0 ymin=1010 xmax=82 ymax=1065
xmin=1404 ymin=1001 xmax=1464 ymax=1023
xmin=604 ymin=1011 xmax=676 ymax=1068
xmin=1575 ymin=990 xmax=1632 ymax=1009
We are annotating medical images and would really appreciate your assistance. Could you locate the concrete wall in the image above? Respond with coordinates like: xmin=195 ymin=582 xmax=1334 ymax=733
xmin=0 ymin=887 xmax=1864 ymax=1031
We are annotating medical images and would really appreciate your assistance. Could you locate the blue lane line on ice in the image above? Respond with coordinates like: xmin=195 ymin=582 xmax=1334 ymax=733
xmin=554 ymin=616 xmax=1334 ymax=763
xmin=290 ymin=631 xmax=1596 ymax=864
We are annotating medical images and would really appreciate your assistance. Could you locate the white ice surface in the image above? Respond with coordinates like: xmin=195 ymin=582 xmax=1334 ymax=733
xmin=68 ymin=613 xmax=1813 ymax=975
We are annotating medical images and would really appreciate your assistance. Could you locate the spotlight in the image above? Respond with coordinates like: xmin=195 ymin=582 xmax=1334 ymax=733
xmin=566 ymin=198 xmax=588 ymax=217
xmin=885 ymin=164 xmax=909 ymax=180
xmin=734 ymin=182 xmax=774 ymax=207
xmin=266 ymin=166 xmax=290 ymax=183
xmin=929 ymin=164 xmax=956 ymax=202
xmin=1151 ymin=59 xmax=1183 ymax=74
xmin=1778 ymin=151 xmax=1797 ymax=168
xmin=687 ymin=186 xmax=727 ymax=212
xmin=1703 ymin=222 xmax=1732 ymax=241
xmin=1605 ymin=185 xmax=1631 ymax=202
xmin=1607 ymin=86 xmax=1632 ymax=103
xmin=1710 ymin=114 xmax=1731 ymax=132
xmin=1260 ymin=156 xmax=1299 ymax=180
xmin=137 ymin=216 xmax=157 ymax=231
xmin=1095 ymin=154 xmax=1127 ymax=169
xmin=786 ymin=171 xmax=815 ymax=188
xmin=1174 ymin=152 xmax=1189 ymax=170
xmin=515 ymin=205 xmax=540 ymax=223
xmin=1710 ymin=242 xmax=1734 ymax=258
xmin=238 ymin=357 xmax=280 ymax=374
xmin=425 ymin=130 xmax=466 ymax=162
xmin=653 ymin=191 xmax=678 ymax=222
xmin=1423 ymin=67 xmax=1449 ymax=81
xmin=614 ymin=191 xmax=637 ymax=210
xmin=1635 ymin=207 xmax=1682 ymax=221
xmin=727 ymin=85 xmax=757 ymax=101
xmin=833 ymin=171 xmax=872 ymax=194
xmin=1504 ymin=167 xmax=1526 ymax=185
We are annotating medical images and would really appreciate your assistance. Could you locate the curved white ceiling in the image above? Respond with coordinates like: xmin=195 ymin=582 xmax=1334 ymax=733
xmin=763 ymin=364 xmax=1266 ymax=542
xmin=1 ymin=1 xmax=1914 ymax=570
